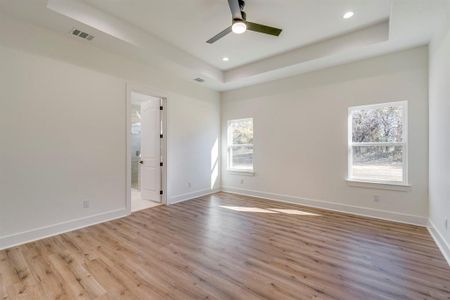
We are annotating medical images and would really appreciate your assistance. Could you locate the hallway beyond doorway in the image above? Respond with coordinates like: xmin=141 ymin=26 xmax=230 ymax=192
xmin=131 ymin=188 xmax=161 ymax=212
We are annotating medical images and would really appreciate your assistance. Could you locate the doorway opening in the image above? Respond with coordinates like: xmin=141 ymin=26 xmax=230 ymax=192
xmin=127 ymin=88 xmax=167 ymax=212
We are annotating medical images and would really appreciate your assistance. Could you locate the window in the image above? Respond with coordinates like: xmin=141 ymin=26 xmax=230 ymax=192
xmin=227 ymin=118 xmax=254 ymax=172
xmin=348 ymin=101 xmax=408 ymax=184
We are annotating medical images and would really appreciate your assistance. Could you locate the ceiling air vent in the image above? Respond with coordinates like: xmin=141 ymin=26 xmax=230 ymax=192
xmin=71 ymin=28 xmax=94 ymax=41
xmin=194 ymin=78 xmax=205 ymax=83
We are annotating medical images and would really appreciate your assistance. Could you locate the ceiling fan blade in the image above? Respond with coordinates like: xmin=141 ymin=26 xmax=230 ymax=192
xmin=228 ymin=0 xmax=243 ymax=20
xmin=246 ymin=22 xmax=282 ymax=36
xmin=206 ymin=26 xmax=232 ymax=44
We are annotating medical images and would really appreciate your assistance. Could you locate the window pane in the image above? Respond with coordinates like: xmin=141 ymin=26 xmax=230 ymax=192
xmin=352 ymin=105 xmax=403 ymax=143
xmin=230 ymin=119 xmax=253 ymax=145
xmin=352 ymin=145 xmax=403 ymax=182
xmin=230 ymin=145 xmax=253 ymax=171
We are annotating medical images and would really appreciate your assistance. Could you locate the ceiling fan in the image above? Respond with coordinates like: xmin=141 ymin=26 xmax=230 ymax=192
xmin=206 ymin=0 xmax=282 ymax=44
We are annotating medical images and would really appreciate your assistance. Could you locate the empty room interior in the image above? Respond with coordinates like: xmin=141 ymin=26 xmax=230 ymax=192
xmin=1 ymin=0 xmax=450 ymax=299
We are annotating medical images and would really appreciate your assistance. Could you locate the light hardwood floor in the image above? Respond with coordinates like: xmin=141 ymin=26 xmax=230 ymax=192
xmin=1 ymin=192 xmax=449 ymax=299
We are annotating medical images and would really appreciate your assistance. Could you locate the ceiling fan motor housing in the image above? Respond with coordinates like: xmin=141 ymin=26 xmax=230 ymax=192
xmin=240 ymin=11 xmax=247 ymax=21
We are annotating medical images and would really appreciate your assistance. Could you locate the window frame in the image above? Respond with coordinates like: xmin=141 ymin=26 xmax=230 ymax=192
xmin=227 ymin=118 xmax=254 ymax=174
xmin=347 ymin=101 xmax=408 ymax=185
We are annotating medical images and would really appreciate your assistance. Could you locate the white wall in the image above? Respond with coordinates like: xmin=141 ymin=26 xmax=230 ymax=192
xmin=221 ymin=47 xmax=429 ymax=225
xmin=166 ymin=93 xmax=221 ymax=203
xmin=429 ymin=4 xmax=450 ymax=262
xmin=0 ymin=14 xmax=220 ymax=249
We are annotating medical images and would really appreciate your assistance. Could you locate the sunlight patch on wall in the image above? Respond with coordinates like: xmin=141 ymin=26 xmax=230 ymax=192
xmin=210 ymin=138 xmax=219 ymax=189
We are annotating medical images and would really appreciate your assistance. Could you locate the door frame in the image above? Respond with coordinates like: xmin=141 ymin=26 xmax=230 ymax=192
xmin=126 ymin=82 xmax=168 ymax=213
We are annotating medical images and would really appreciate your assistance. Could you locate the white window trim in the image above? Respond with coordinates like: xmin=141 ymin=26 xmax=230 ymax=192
xmin=227 ymin=118 xmax=254 ymax=174
xmin=347 ymin=101 xmax=408 ymax=186
xmin=345 ymin=178 xmax=411 ymax=192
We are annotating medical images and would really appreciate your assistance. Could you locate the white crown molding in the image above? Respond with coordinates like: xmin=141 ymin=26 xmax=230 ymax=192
xmin=224 ymin=20 xmax=389 ymax=84
xmin=46 ymin=0 xmax=223 ymax=83
xmin=1 ymin=0 xmax=442 ymax=91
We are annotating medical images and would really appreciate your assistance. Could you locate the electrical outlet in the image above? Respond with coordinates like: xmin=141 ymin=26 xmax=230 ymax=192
xmin=187 ymin=182 xmax=191 ymax=188
xmin=445 ymin=218 xmax=448 ymax=231
xmin=240 ymin=179 xmax=244 ymax=184
xmin=82 ymin=200 xmax=90 ymax=209
xmin=373 ymin=195 xmax=380 ymax=203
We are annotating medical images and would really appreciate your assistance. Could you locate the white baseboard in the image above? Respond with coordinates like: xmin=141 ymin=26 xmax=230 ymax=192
xmin=0 ymin=185 xmax=221 ymax=250
xmin=2 ymin=188 xmax=446 ymax=266
xmin=221 ymin=186 xmax=428 ymax=226
xmin=428 ymin=220 xmax=450 ymax=266
xmin=168 ymin=188 xmax=221 ymax=205
xmin=0 ymin=208 xmax=128 ymax=251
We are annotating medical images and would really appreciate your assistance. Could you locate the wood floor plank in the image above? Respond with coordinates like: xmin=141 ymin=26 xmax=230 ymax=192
xmin=20 ymin=243 xmax=72 ymax=300
xmin=84 ymin=258 xmax=140 ymax=300
xmin=1 ymin=192 xmax=449 ymax=300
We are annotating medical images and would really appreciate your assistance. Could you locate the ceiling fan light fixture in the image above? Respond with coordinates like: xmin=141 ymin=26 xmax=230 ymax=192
xmin=232 ymin=21 xmax=247 ymax=34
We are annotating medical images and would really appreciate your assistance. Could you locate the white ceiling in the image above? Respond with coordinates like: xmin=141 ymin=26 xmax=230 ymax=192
xmin=0 ymin=0 xmax=448 ymax=91
xmin=83 ymin=0 xmax=391 ymax=70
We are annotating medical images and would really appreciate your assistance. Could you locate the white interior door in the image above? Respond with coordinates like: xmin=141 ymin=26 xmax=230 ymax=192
xmin=140 ymin=98 xmax=161 ymax=202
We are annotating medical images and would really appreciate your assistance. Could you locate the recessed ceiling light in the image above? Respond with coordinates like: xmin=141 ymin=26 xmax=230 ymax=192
xmin=222 ymin=57 xmax=230 ymax=62
xmin=343 ymin=11 xmax=354 ymax=19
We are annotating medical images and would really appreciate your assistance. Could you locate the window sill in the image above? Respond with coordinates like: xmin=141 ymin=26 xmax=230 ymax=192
xmin=227 ymin=170 xmax=255 ymax=176
xmin=346 ymin=178 xmax=411 ymax=192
